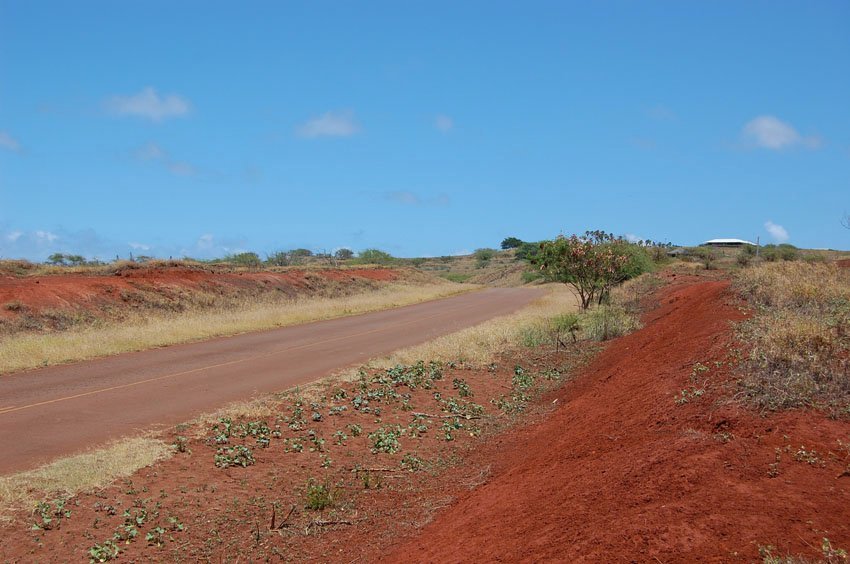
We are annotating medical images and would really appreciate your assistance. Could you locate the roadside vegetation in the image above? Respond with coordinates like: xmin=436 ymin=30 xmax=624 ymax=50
xmin=734 ymin=261 xmax=850 ymax=415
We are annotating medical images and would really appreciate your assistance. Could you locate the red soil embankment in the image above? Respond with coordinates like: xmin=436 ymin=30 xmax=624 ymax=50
xmin=0 ymin=266 xmax=402 ymax=320
xmin=385 ymin=279 xmax=850 ymax=562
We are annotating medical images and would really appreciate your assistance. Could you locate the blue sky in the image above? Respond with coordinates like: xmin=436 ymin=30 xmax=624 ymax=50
xmin=1 ymin=1 xmax=848 ymax=260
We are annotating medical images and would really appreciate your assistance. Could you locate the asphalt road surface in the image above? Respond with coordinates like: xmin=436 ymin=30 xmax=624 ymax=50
xmin=0 ymin=287 xmax=542 ymax=475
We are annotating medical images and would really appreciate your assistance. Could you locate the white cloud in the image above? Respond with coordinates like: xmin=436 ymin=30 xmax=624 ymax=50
xmin=197 ymin=234 xmax=214 ymax=250
xmin=128 ymin=242 xmax=151 ymax=251
xmin=296 ymin=111 xmax=359 ymax=138
xmin=35 ymin=230 xmax=59 ymax=244
xmin=742 ymin=116 xmax=820 ymax=150
xmin=106 ymin=87 xmax=191 ymax=122
xmin=0 ymin=131 xmax=21 ymax=152
xmin=764 ymin=220 xmax=789 ymax=243
xmin=625 ymin=234 xmax=642 ymax=243
xmin=134 ymin=142 xmax=196 ymax=176
xmin=5 ymin=230 xmax=22 ymax=242
xmin=435 ymin=114 xmax=454 ymax=132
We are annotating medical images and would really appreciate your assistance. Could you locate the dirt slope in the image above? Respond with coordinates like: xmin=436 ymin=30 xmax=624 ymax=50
xmin=385 ymin=278 xmax=850 ymax=562
xmin=0 ymin=266 xmax=404 ymax=316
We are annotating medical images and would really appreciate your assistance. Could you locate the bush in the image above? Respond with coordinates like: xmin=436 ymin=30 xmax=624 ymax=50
xmin=762 ymin=244 xmax=799 ymax=262
xmin=334 ymin=248 xmax=354 ymax=260
xmin=521 ymin=270 xmax=543 ymax=284
xmin=224 ymin=252 xmax=262 ymax=267
xmin=691 ymin=247 xmax=718 ymax=270
xmin=355 ymin=249 xmax=394 ymax=265
xmin=474 ymin=248 xmax=497 ymax=267
xmin=580 ymin=305 xmax=641 ymax=341
xmin=535 ymin=231 xmax=651 ymax=309
xmin=501 ymin=237 xmax=523 ymax=250
xmin=515 ymin=242 xmax=539 ymax=262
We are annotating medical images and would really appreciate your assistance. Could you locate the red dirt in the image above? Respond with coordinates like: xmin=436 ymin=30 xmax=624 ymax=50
xmin=385 ymin=278 xmax=850 ymax=562
xmin=0 ymin=266 xmax=402 ymax=319
xmin=837 ymin=258 xmax=850 ymax=268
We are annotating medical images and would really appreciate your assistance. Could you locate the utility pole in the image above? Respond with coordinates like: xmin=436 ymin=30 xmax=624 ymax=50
xmin=756 ymin=236 xmax=760 ymax=259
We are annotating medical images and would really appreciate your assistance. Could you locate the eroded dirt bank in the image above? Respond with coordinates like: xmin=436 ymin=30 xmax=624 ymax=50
xmin=0 ymin=265 xmax=407 ymax=325
xmin=384 ymin=278 xmax=850 ymax=562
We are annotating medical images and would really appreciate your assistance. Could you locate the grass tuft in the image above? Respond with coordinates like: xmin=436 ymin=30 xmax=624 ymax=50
xmin=0 ymin=438 xmax=171 ymax=520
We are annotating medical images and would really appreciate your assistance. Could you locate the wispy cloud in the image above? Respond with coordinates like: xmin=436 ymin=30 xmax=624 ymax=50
xmin=764 ymin=220 xmax=789 ymax=243
xmin=134 ymin=142 xmax=196 ymax=176
xmin=296 ymin=111 xmax=359 ymax=138
xmin=742 ymin=116 xmax=821 ymax=150
xmin=0 ymin=131 xmax=21 ymax=152
xmin=383 ymin=191 xmax=450 ymax=207
xmin=106 ymin=87 xmax=191 ymax=122
xmin=435 ymin=114 xmax=454 ymax=133
xmin=0 ymin=227 xmax=112 ymax=261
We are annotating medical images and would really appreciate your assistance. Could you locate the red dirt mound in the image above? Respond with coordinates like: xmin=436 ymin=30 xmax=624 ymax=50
xmin=837 ymin=258 xmax=850 ymax=268
xmin=0 ymin=266 xmax=403 ymax=320
xmin=385 ymin=280 xmax=850 ymax=562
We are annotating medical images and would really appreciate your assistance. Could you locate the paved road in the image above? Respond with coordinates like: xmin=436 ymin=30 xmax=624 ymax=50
xmin=0 ymin=288 xmax=541 ymax=475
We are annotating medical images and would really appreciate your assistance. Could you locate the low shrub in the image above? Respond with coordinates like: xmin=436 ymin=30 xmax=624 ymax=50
xmin=304 ymin=479 xmax=336 ymax=510
xmin=580 ymin=305 xmax=641 ymax=341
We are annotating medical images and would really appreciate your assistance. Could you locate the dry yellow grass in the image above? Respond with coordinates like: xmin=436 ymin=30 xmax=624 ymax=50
xmin=734 ymin=261 xmax=850 ymax=412
xmin=0 ymin=437 xmax=170 ymax=520
xmin=0 ymin=282 xmax=474 ymax=374
xmin=368 ymin=284 xmax=579 ymax=369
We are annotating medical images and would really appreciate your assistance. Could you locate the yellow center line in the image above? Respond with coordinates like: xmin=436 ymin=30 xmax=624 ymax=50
xmin=0 ymin=298 xmax=489 ymax=417
xmin=0 ymin=406 xmax=16 ymax=414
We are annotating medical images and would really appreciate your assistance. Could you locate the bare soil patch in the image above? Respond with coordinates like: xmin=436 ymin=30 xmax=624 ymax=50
xmin=385 ymin=276 xmax=850 ymax=562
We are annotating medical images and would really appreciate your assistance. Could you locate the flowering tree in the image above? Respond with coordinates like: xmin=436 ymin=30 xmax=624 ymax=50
xmin=534 ymin=231 xmax=632 ymax=310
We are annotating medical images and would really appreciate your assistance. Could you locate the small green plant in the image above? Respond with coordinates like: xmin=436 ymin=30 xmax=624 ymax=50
xmin=675 ymin=388 xmax=705 ymax=405
xmin=348 ymin=423 xmax=363 ymax=437
xmin=167 ymin=516 xmax=185 ymax=532
xmin=452 ymin=378 xmax=473 ymax=397
xmin=173 ymin=436 xmax=190 ymax=453
xmin=214 ymin=445 xmax=255 ymax=468
xmin=284 ymin=437 xmax=304 ymax=453
xmin=304 ymin=479 xmax=336 ymax=510
xmin=145 ymin=526 xmax=166 ymax=547
xmin=440 ymin=418 xmax=464 ymax=441
xmin=369 ymin=425 xmax=403 ymax=454
xmin=306 ymin=430 xmax=326 ymax=452
xmin=793 ymin=446 xmax=824 ymax=466
xmin=89 ymin=540 xmax=120 ymax=562
xmin=32 ymin=498 xmax=71 ymax=530
xmin=400 ymin=453 xmax=426 ymax=471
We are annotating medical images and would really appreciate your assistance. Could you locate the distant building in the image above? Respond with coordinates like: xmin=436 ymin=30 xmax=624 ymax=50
xmin=701 ymin=238 xmax=756 ymax=248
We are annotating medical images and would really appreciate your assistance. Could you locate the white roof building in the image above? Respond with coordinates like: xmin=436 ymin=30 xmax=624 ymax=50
xmin=702 ymin=238 xmax=756 ymax=246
